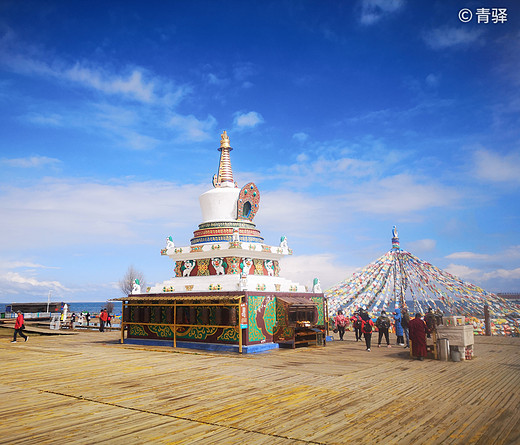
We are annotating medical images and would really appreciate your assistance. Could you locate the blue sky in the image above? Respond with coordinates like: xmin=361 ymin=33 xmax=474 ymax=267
xmin=1 ymin=0 xmax=519 ymax=303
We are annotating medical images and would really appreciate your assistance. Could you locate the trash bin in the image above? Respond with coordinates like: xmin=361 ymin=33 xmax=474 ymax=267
xmin=451 ymin=348 xmax=461 ymax=362
xmin=439 ymin=338 xmax=450 ymax=361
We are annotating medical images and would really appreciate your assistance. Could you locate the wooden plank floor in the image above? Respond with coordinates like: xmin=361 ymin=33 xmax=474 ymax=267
xmin=1 ymin=328 xmax=519 ymax=444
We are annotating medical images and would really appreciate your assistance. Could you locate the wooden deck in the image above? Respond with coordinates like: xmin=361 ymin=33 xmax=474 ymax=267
xmin=1 ymin=328 xmax=519 ymax=444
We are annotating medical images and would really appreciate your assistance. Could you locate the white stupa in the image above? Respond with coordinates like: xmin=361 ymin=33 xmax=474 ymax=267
xmin=147 ymin=131 xmax=310 ymax=294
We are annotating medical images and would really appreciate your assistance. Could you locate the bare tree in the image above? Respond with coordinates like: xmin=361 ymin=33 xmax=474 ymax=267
xmin=105 ymin=301 xmax=114 ymax=313
xmin=119 ymin=265 xmax=146 ymax=296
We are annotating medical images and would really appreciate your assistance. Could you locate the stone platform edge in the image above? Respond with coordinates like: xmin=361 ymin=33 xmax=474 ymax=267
xmin=121 ymin=338 xmax=280 ymax=354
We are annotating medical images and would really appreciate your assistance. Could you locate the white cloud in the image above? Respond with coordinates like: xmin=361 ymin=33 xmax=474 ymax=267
xmin=257 ymin=190 xmax=336 ymax=237
xmin=425 ymin=73 xmax=440 ymax=88
xmin=207 ymin=73 xmax=228 ymax=86
xmin=0 ymin=31 xmax=220 ymax=149
xmin=445 ymin=245 xmax=520 ymax=265
xmin=168 ymin=114 xmax=217 ymax=142
xmin=88 ymin=102 xmax=163 ymax=150
xmin=407 ymin=238 xmax=436 ymax=252
xmin=446 ymin=251 xmax=491 ymax=260
xmin=0 ymin=260 xmax=58 ymax=270
xmin=0 ymin=178 xmax=205 ymax=250
xmin=473 ymin=149 xmax=520 ymax=185
xmin=66 ymin=65 xmax=155 ymax=102
xmin=423 ymin=27 xmax=483 ymax=50
xmin=444 ymin=263 xmax=482 ymax=281
xmin=359 ymin=0 xmax=404 ymax=25
xmin=281 ymin=254 xmax=357 ymax=290
xmin=445 ymin=263 xmax=520 ymax=283
xmin=273 ymin=154 xmax=377 ymax=188
xmin=233 ymin=62 xmax=256 ymax=82
xmin=0 ymin=271 xmax=69 ymax=295
xmin=504 ymin=245 xmax=520 ymax=259
xmin=266 ymin=145 xmax=460 ymax=219
xmin=345 ymin=174 xmax=459 ymax=215
xmin=293 ymin=132 xmax=309 ymax=142
xmin=1 ymin=155 xmax=61 ymax=168
xmin=483 ymin=268 xmax=520 ymax=280
xmin=233 ymin=111 xmax=264 ymax=130
xmin=0 ymin=30 xmax=189 ymax=106
xmin=296 ymin=152 xmax=309 ymax=163
xmin=24 ymin=112 xmax=64 ymax=126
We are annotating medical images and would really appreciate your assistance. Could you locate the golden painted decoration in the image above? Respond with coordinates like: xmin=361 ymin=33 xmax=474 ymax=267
xmin=220 ymin=130 xmax=231 ymax=149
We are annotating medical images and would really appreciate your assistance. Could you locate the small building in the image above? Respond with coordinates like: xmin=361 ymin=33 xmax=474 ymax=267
xmin=5 ymin=302 xmax=66 ymax=314
xmin=116 ymin=132 xmax=327 ymax=353
xmin=496 ymin=293 xmax=520 ymax=302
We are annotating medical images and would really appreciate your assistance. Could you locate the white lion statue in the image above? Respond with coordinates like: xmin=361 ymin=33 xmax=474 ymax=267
xmin=182 ymin=260 xmax=196 ymax=277
xmin=312 ymin=278 xmax=322 ymax=293
xmin=280 ymin=236 xmax=288 ymax=249
xmin=211 ymin=257 xmax=226 ymax=275
xmin=132 ymin=279 xmax=141 ymax=294
xmin=166 ymin=236 xmax=175 ymax=250
xmin=240 ymin=257 xmax=253 ymax=277
xmin=265 ymin=259 xmax=275 ymax=276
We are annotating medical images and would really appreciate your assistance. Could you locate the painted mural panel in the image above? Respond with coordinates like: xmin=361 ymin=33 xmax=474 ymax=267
xmin=311 ymin=296 xmax=325 ymax=325
xmin=128 ymin=324 xmax=239 ymax=343
xmin=247 ymin=294 xmax=276 ymax=343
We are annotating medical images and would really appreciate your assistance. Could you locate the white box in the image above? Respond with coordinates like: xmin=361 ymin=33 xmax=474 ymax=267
xmin=437 ymin=325 xmax=474 ymax=347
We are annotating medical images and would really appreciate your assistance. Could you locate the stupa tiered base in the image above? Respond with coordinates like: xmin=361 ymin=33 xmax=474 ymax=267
xmin=122 ymin=290 xmax=326 ymax=353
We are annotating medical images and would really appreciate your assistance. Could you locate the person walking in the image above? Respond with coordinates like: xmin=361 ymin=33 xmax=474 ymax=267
xmin=99 ymin=309 xmax=108 ymax=332
xmin=424 ymin=308 xmax=436 ymax=338
xmin=401 ymin=307 xmax=410 ymax=348
xmin=409 ymin=313 xmax=428 ymax=360
xmin=85 ymin=312 xmax=91 ymax=327
xmin=351 ymin=311 xmax=362 ymax=342
xmin=11 ymin=311 xmax=28 ymax=343
xmin=360 ymin=310 xmax=374 ymax=352
xmin=334 ymin=310 xmax=348 ymax=341
xmin=376 ymin=310 xmax=391 ymax=348
xmin=394 ymin=308 xmax=405 ymax=346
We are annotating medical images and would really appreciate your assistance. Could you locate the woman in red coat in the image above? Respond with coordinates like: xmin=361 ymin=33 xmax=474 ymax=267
xmin=409 ymin=313 xmax=428 ymax=360
xmin=334 ymin=310 xmax=348 ymax=341
xmin=12 ymin=310 xmax=28 ymax=343
xmin=99 ymin=309 xmax=108 ymax=332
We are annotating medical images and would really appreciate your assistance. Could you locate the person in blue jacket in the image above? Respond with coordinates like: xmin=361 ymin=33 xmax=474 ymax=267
xmin=394 ymin=308 xmax=405 ymax=346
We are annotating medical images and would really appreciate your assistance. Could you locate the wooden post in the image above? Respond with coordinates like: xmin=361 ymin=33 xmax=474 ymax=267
xmin=324 ymin=298 xmax=329 ymax=339
xmin=120 ymin=302 xmax=125 ymax=344
xmin=484 ymin=304 xmax=491 ymax=336
xmin=173 ymin=302 xmax=177 ymax=348
xmin=238 ymin=297 xmax=243 ymax=354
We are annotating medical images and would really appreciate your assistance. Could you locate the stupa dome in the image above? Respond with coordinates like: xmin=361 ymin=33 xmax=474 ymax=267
xmin=199 ymin=187 xmax=240 ymax=223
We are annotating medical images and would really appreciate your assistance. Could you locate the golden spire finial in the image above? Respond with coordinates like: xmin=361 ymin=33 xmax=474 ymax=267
xmin=220 ymin=130 xmax=231 ymax=150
